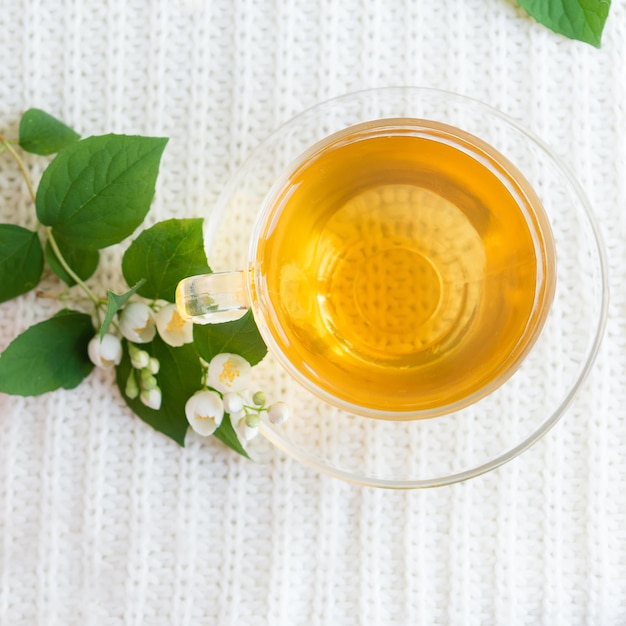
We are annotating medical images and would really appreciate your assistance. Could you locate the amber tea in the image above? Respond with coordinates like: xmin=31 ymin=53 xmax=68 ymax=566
xmin=251 ymin=119 xmax=556 ymax=416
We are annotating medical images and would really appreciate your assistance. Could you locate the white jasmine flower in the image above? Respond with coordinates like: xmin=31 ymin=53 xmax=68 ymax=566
xmin=223 ymin=392 xmax=244 ymax=414
xmin=88 ymin=334 xmax=122 ymax=369
xmin=155 ymin=303 xmax=193 ymax=347
xmin=230 ymin=411 xmax=259 ymax=443
xmin=268 ymin=402 xmax=290 ymax=425
xmin=185 ymin=389 xmax=224 ymax=436
xmin=119 ymin=302 xmax=156 ymax=343
xmin=140 ymin=387 xmax=162 ymax=410
xmin=207 ymin=353 xmax=251 ymax=394
xmin=148 ymin=357 xmax=160 ymax=374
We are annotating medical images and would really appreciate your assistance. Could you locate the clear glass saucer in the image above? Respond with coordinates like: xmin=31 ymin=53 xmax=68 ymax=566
xmin=206 ymin=87 xmax=608 ymax=488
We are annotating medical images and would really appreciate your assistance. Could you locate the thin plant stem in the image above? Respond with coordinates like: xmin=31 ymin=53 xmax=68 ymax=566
xmin=0 ymin=136 xmax=37 ymax=203
xmin=46 ymin=227 xmax=102 ymax=324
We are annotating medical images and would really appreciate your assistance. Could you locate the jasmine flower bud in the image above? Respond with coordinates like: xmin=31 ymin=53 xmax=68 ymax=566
xmin=128 ymin=343 xmax=150 ymax=369
xmin=140 ymin=368 xmax=158 ymax=390
xmin=119 ymin=302 xmax=156 ymax=343
xmin=88 ymin=334 xmax=122 ymax=369
xmin=207 ymin=353 xmax=251 ymax=394
xmin=223 ymin=392 xmax=244 ymax=414
xmin=230 ymin=411 xmax=259 ymax=443
xmin=148 ymin=357 xmax=160 ymax=374
xmin=252 ymin=391 xmax=266 ymax=407
xmin=140 ymin=386 xmax=162 ymax=410
xmin=268 ymin=402 xmax=290 ymax=425
xmin=155 ymin=303 xmax=193 ymax=347
xmin=245 ymin=413 xmax=260 ymax=428
xmin=125 ymin=372 xmax=139 ymax=399
xmin=185 ymin=390 xmax=224 ymax=436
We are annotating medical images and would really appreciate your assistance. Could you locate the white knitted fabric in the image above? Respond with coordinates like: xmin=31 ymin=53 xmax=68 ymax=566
xmin=1 ymin=1 xmax=625 ymax=624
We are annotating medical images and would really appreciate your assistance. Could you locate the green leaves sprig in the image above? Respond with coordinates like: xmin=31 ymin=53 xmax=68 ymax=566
xmin=517 ymin=0 xmax=611 ymax=47
xmin=0 ymin=109 xmax=268 ymax=455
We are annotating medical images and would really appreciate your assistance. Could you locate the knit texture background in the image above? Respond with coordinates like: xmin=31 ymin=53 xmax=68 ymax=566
xmin=0 ymin=1 xmax=625 ymax=624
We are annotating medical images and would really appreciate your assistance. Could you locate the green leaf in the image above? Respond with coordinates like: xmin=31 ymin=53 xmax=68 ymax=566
xmin=36 ymin=134 xmax=168 ymax=250
xmin=193 ymin=310 xmax=267 ymax=366
xmin=18 ymin=108 xmax=80 ymax=156
xmin=213 ymin=416 xmax=250 ymax=459
xmin=122 ymin=218 xmax=211 ymax=302
xmin=517 ymin=0 xmax=611 ymax=47
xmin=45 ymin=239 xmax=99 ymax=286
xmin=0 ymin=310 xmax=94 ymax=395
xmin=99 ymin=280 xmax=146 ymax=339
xmin=115 ymin=335 xmax=203 ymax=446
xmin=0 ymin=224 xmax=44 ymax=302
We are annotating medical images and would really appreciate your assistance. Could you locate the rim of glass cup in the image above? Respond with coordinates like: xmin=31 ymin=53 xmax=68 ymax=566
xmin=206 ymin=87 xmax=609 ymax=489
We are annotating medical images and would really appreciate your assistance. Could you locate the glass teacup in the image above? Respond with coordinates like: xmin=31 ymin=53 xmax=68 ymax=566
xmin=176 ymin=88 xmax=607 ymax=487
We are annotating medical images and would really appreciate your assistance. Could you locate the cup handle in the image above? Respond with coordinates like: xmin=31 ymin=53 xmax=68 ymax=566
xmin=176 ymin=271 xmax=250 ymax=324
